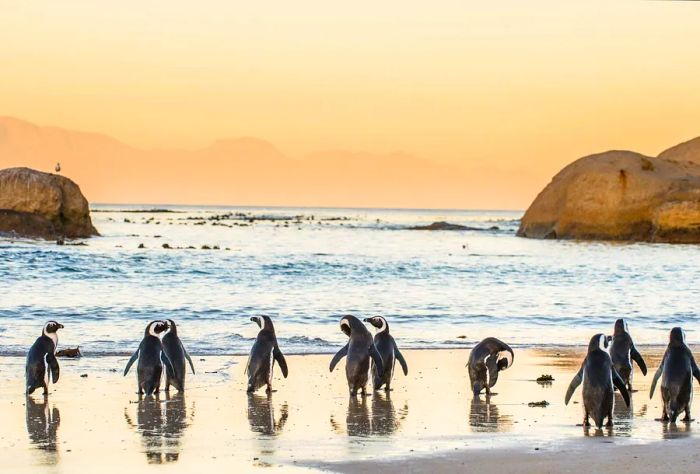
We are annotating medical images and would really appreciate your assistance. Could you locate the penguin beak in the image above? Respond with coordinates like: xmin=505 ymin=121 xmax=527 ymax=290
xmin=57 ymin=323 xmax=64 ymax=329
xmin=362 ymin=318 xmax=370 ymax=323
xmin=249 ymin=317 xmax=256 ymax=322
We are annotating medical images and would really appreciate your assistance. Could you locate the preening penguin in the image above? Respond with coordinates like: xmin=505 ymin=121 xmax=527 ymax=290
xmin=649 ymin=327 xmax=700 ymax=423
xmin=609 ymin=318 xmax=647 ymax=391
xmin=467 ymin=337 xmax=514 ymax=396
xmin=124 ymin=320 xmax=175 ymax=396
xmin=565 ymin=334 xmax=631 ymax=428
xmin=161 ymin=319 xmax=195 ymax=392
xmin=329 ymin=315 xmax=384 ymax=397
xmin=26 ymin=321 xmax=64 ymax=395
xmin=363 ymin=316 xmax=408 ymax=391
xmin=245 ymin=316 xmax=288 ymax=393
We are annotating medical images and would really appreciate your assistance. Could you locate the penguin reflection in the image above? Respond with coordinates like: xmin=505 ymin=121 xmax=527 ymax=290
xmin=469 ymin=395 xmax=512 ymax=432
xmin=124 ymin=393 xmax=192 ymax=463
xmin=247 ymin=393 xmax=288 ymax=436
xmin=331 ymin=394 xmax=407 ymax=436
xmin=25 ymin=396 xmax=60 ymax=464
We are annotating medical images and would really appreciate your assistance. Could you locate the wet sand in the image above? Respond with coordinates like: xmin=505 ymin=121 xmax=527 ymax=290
xmin=0 ymin=348 xmax=698 ymax=473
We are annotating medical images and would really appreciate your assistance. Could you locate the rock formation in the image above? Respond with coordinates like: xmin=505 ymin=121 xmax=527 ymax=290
xmin=0 ymin=167 xmax=98 ymax=239
xmin=517 ymin=137 xmax=700 ymax=243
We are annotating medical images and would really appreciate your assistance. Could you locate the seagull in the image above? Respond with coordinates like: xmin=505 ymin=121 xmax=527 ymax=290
xmin=55 ymin=163 xmax=61 ymax=173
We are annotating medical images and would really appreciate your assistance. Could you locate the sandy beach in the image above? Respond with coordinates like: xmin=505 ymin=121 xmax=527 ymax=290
xmin=1 ymin=347 xmax=698 ymax=473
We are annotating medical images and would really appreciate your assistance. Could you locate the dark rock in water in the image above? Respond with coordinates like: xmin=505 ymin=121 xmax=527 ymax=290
xmin=528 ymin=400 xmax=550 ymax=407
xmin=56 ymin=347 xmax=82 ymax=358
xmin=409 ymin=221 xmax=493 ymax=231
xmin=138 ymin=243 xmax=145 ymax=249
xmin=0 ymin=167 xmax=98 ymax=239
xmin=162 ymin=243 xmax=171 ymax=249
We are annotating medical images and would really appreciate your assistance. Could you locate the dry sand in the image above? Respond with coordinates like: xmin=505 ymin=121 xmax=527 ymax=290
xmin=0 ymin=348 xmax=698 ymax=473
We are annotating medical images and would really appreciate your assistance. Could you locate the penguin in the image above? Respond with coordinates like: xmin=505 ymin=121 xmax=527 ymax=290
xmin=161 ymin=319 xmax=195 ymax=392
xmin=609 ymin=318 xmax=647 ymax=391
xmin=124 ymin=320 xmax=175 ymax=396
xmin=245 ymin=316 xmax=288 ymax=393
xmin=329 ymin=315 xmax=384 ymax=396
xmin=649 ymin=327 xmax=700 ymax=423
xmin=25 ymin=321 xmax=64 ymax=395
xmin=565 ymin=334 xmax=631 ymax=428
xmin=467 ymin=337 xmax=514 ymax=396
xmin=363 ymin=316 xmax=408 ymax=391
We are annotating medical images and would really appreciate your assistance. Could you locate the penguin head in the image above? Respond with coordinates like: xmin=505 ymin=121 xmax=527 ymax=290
xmin=588 ymin=333 xmax=609 ymax=353
xmin=363 ymin=316 xmax=388 ymax=333
xmin=146 ymin=320 xmax=169 ymax=337
xmin=613 ymin=318 xmax=628 ymax=336
xmin=496 ymin=348 xmax=514 ymax=371
xmin=340 ymin=315 xmax=362 ymax=337
xmin=166 ymin=319 xmax=178 ymax=335
xmin=670 ymin=327 xmax=686 ymax=344
xmin=43 ymin=321 xmax=64 ymax=336
xmin=250 ymin=315 xmax=273 ymax=331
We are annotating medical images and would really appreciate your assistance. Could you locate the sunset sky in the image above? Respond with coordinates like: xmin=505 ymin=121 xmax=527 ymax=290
xmin=1 ymin=1 xmax=700 ymax=209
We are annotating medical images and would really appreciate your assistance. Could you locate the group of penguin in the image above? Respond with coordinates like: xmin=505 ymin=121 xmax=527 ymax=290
xmin=25 ymin=314 xmax=700 ymax=430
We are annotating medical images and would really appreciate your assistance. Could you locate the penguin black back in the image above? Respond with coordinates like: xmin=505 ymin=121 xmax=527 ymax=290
xmin=25 ymin=321 xmax=64 ymax=395
xmin=329 ymin=315 xmax=384 ymax=396
xmin=161 ymin=319 xmax=195 ymax=392
xmin=245 ymin=316 xmax=288 ymax=393
xmin=124 ymin=320 xmax=175 ymax=396
xmin=649 ymin=327 xmax=700 ymax=422
xmin=467 ymin=337 xmax=514 ymax=396
xmin=609 ymin=318 xmax=647 ymax=390
xmin=363 ymin=316 xmax=408 ymax=391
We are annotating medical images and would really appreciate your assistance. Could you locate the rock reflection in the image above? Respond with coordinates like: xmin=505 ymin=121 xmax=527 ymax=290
xmin=25 ymin=396 xmax=60 ymax=464
xmin=124 ymin=393 xmax=193 ymax=463
xmin=332 ymin=394 xmax=407 ymax=437
xmin=247 ymin=393 xmax=288 ymax=436
xmin=469 ymin=395 xmax=512 ymax=432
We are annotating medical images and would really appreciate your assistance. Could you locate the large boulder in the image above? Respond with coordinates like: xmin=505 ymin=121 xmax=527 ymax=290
xmin=0 ymin=167 xmax=98 ymax=239
xmin=517 ymin=139 xmax=700 ymax=243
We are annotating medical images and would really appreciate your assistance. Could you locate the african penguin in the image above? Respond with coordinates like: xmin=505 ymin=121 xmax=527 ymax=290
xmin=161 ymin=319 xmax=195 ymax=392
xmin=565 ymin=334 xmax=631 ymax=428
xmin=649 ymin=327 xmax=700 ymax=423
xmin=245 ymin=316 xmax=288 ymax=393
xmin=467 ymin=337 xmax=514 ymax=396
xmin=363 ymin=316 xmax=408 ymax=391
xmin=124 ymin=320 xmax=175 ymax=396
xmin=25 ymin=321 xmax=64 ymax=395
xmin=329 ymin=315 xmax=384 ymax=397
xmin=609 ymin=318 xmax=647 ymax=391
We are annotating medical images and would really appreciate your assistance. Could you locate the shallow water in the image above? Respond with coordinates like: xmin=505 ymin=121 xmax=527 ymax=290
xmin=2 ymin=205 xmax=700 ymax=356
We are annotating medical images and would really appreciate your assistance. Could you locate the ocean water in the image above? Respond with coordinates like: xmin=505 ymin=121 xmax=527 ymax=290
xmin=1 ymin=205 xmax=699 ymax=356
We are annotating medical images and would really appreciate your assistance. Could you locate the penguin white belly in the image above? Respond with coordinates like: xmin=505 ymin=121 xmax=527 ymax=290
xmin=43 ymin=353 xmax=49 ymax=386
xmin=268 ymin=349 xmax=274 ymax=385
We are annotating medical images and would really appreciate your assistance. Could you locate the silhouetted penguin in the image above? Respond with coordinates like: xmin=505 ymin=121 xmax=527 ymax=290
xmin=329 ymin=315 xmax=384 ymax=396
xmin=245 ymin=316 xmax=288 ymax=393
xmin=609 ymin=318 xmax=647 ymax=391
xmin=649 ymin=327 xmax=700 ymax=422
xmin=363 ymin=316 xmax=408 ymax=391
xmin=26 ymin=321 xmax=64 ymax=395
xmin=467 ymin=337 xmax=514 ymax=396
xmin=161 ymin=319 xmax=195 ymax=392
xmin=124 ymin=320 xmax=175 ymax=396
xmin=565 ymin=334 xmax=630 ymax=428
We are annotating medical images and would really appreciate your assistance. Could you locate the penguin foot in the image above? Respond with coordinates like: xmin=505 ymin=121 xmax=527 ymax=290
xmin=606 ymin=419 xmax=613 ymax=428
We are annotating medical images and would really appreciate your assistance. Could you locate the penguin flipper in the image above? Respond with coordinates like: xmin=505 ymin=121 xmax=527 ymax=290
xmin=184 ymin=347 xmax=196 ymax=375
xmin=612 ymin=369 xmax=631 ymax=407
xmin=630 ymin=345 xmax=647 ymax=376
xmin=273 ymin=345 xmax=288 ymax=378
xmin=123 ymin=348 xmax=140 ymax=376
xmin=485 ymin=355 xmax=499 ymax=388
xmin=329 ymin=344 xmax=348 ymax=372
xmin=564 ymin=367 xmax=583 ymax=405
xmin=47 ymin=353 xmax=60 ymax=384
xmin=649 ymin=356 xmax=664 ymax=399
xmin=161 ymin=352 xmax=176 ymax=379
xmin=369 ymin=344 xmax=385 ymax=378
xmin=394 ymin=343 xmax=408 ymax=376
xmin=690 ymin=357 xmax=700 ymax=386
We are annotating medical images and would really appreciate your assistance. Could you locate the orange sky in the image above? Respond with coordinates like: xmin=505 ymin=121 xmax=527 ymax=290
xmin=1 ymin=1 xmax=700 ymax=209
